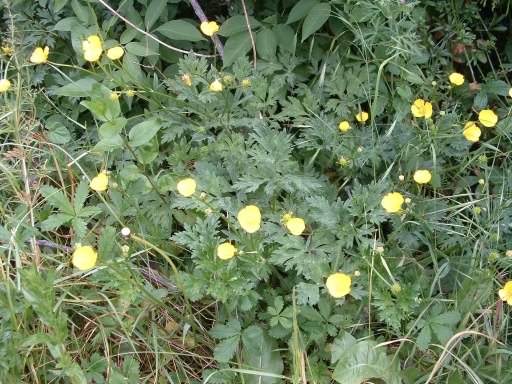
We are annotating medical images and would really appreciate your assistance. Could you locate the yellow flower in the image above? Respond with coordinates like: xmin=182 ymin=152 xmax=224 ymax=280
xmin=176 ymin=178 xmax=196 ymax=197
xmin=411 ymin=98 xmax=433 ymax=119
xmin=478 ymin=109 xmax=498 ymax=128
xmin=181 ymin=73 xmax=192 ymax=86
xmin=72 ymin=245 xmax=98 ymax=270
xmin=390 ymin=282 xmax=402 ymax=295
xmin=338 ymin=157 xmax=349 ymax=167
xmin=126 ymin=89 xmax=135 ymax=97
xmin=89 ymin=170 xmax=109 ymax=192
xmin=509 ymin=88 xmax=512 ymax=98
xmin=30 ymin=46 xmax=49 ymax=64
xmin=106 ymin=46 xmax=124 ymax=60
xmin=217 ymin=242 xmax=237 ymax=260
xmin=241 ymin=79 xmax=251 ymax=88
xmin=209 ymin=79 xmax=223 ymax=92
xmin=110 ymin=92 xmax=119 ymax=101
xmin=413 ymin=169 xmax=432 ymax=184
xmin=326 ymin=272 xmax=352 ymax=298
xmin=200 ymin=21 xmax=220 ymax=36
xmin=82 ymin=35 xmax=103 ymax=62
xmin=0 ymin=79 xmax=11 ymax=93
xmin=338 ymin=120 xmax=351 ymax=133
xmin=449 ymin=72 xmax=464 ymax=86
xmin=237 ymin=205 xmax=261 ymax=233
xmin=381 ymin=192 xmax=404 ymax=213
xmin=498 ymin=280 xmax=512 ymax=305
xmin=355 ymin=111 xmax=369 ymax=123
xmin=463 ymin=121 xmax=481 ymax=142
xmin=285 ymin=217 xmax=305 ymax=236
xmin=1 ymin=45 xmax=14 ymax=56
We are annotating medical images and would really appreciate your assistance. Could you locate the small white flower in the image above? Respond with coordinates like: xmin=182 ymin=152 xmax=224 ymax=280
xmin=121 ymin=227 xmax=131 ymax=237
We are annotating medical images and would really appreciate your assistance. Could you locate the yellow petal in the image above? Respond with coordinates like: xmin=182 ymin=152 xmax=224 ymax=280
xmin=237 ymin=205 xmax=261 ymax=233
xmin=423 ymin=101 xmax=433 ymax=119
xmin=217 ymin=242 xmax=237 ymax=260
xmin=209 ymin=79 xmax=223 ymax=92
xmin=463 ymin=122 xmax=481 ymax=142
xmin=338 ymin=120 xmax=351 ymax=133
xmin=0 ymin=79 xmax=11 ymax=92
xmin=413 ymin=170 xmax=432 ymax=184
xmin=89 ymin=171 xmax=109 ymax=192
xmin=509 ymin=88 xmax=512 ymax=98
xmin=478 ymin=109 xmax=498 ymax=128
xmin=381 ymin=192 xmax=404 ymax=213
xmin=355 ymin=111 xmax=368 ymax=123
xmin=106 ymin=46 xmax=124 ymax=60
xmin=326 ymin=272 xmax=352 ymax=298
xmin=200 ymin=21 xmax=220 ymax=36
xmin=449 ymin=72 xmax=464 ymax=86
xmin=286 ymin=217 xmax=305 ymax=236
xmin=72 ymin=245 xmax=98 ymax=270
xmin=177 ymin=178 xmax=196 ymax=197
xmin=30 ymin=46 xmax=49 ymax=64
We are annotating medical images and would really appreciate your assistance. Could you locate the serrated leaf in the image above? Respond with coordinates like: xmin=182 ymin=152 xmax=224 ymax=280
xmin=156 ymin=20 xmax=205 ymax=41
xmin=41 ymin=213 xmax=73 ymax=231
xmin=432 ymin=311 xmax=461 ymax=326
xmin=214 ymin=335 xmax=240 ymax=362
xmin=302 ymin=3 xmax=331 ymax=42
xmin=129 ymin=119 xmax=161 ymax=147
xmin=210 ymin=319 xmax=241 ymax=339
xmin=222 ymin=32 xmax=252 ymax=68
xmin=98 ymin=226 xmax=116 ymax=261
xmin=73 ymin=181 xmax=89 ymax=213
xmin=416 ymin=325 xmax=431 ymax=351
xmin=40 ymin=186 xmax=75 ymax=215
xmin=331 ymin=332 xmax=357 ymax=363
xmin=296 ymin=282 xmax=320 ymax=305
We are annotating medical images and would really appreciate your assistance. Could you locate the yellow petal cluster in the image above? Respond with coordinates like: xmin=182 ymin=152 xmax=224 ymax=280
xmin=411 ymin=98 xmax=433 ymax=119
xmin=217 ymin=242 xmax=237 ymax=260
xmin=326 ymin=272 xmax=352 ymax=298
xmin=209 ymin=79 xmax=223 ymax=92
xmin=498 ymin=281 xmax=512 ymax=305
xmin=82 ymin=35 xmax=103 ymax=62
xmin=89 ymin=170 xmax=109 ymax=192
xmin=177 ymin=178 xmax=196 ymax=197
xmin=1 ymin=45 xmax=14 ymax=56
xmin=72 ymin=245 xmax=98 ymax=270
xmin=0 ymin=79 xmax=11 ymax=92
xmin=241 ymin=79 xmax=251 ymax=88
xmin=282 ymin=214 xmax=305 ymax=236
xmin=381 ymin=192 xmax=404 ymax=213
xmin=463 ymin=121 xmax=481 ymax=142
xmin=449 ymin=72 xmax=464 ymax=86
xmin=338 ymin=120 xmax=351 ymax=133
xmin=200 ymin=21 xmax=220 ymax=36
xmin=30 ymin=46 xmax=49 ymax=64
xmin=106 ymin=46 xmax=124 ymax=60
xmin=355 ymin=111 xmax=369 ymax=123
xmin=237 ymin=205 xmax=261 ymax=233
xmin=478 ymin=109 xmax=498 ymax=128
xmin=413 ymin=170 xmax=432 ymax=184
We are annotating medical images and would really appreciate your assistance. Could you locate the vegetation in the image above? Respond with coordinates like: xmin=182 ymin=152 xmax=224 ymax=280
xmin=1 ymin=0 xmax=512 ymax=382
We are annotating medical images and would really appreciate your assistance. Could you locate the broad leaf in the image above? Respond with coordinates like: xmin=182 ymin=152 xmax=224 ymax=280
xmin=129 ymin=119 xmax=161 ymax=147
xmin=222 ymin=32 xmax=252 ymax=67
xmin=156 ymin=20 xmax=205 ymax=41
xmin=301 ymin=3 xmax=331 ymax=42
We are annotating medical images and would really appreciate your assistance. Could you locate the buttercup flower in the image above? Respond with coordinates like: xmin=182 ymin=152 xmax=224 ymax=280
xmin=82 ymin=35 xmax=103 ymax=62
xmin=106 ymin=46 xmax=124 ymax=60
xmin=1 ymin=45 xmax=13 ymax=56
xmin=30 ymin=46 xmax=49 ymax=64
xmin=478 ymin=109 xmax=498 ymax=128
xmin=209 ymin=79 xmax=223 ymax=92
xmin=0 ymin=79 xmax=11 ymax=93
xmin=241 ymin=79 xmax=251 ymax=88
xmin=285 ymin=217 xmax=305 ymax=236
xmin=411 ymin=98 xmax=433 ymax=119
xmin=177 ymin=178 xmax=196 ymax=197
xmin=463 ymin=121 xmax=481 ymax=142
xmin=449 ymin=72 xmax=464 ymax=86
xmin=110 ymin=92 xmax=119 ymax=101
xmin=237 ymin=205 xmax=261 ymax=233
xmin=413 ymin=169 xmax=432 ymax=184
xmin=498 ymin=280 xmax=512 ymax=305
xmin=355 ymin=111 xmax=369 ymax=123
xmin=338 ymin=120 xmax=351 ymax=133
xmin=217 ymin=242 xmax=237 ymax=260
xmin=90 ymin=170 xmax=109 ymax=192
xmin=200 ymin=21 xmax=220 ymax=36
xmin=326 ymin=272 xmax=352 ymax=298
xmin=72 ymin=245 xmax=98 ymax=270
xmin=181 ymin=73 xmax=192 ymax=86
xmin=381 ymin=192 xmax=404 ymax=213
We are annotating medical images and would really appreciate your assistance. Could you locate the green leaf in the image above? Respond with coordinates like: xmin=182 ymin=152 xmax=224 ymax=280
xmin=135 ymin=136 xmax=159 ymax=164
xmin=41 ymin=213 xmax=73 ymax=231
xmin=52 ymin=78 xmax=99 ymax=97
xmin=156 ymin=20 xmax=205 ymax=41
xmin=99 ymin=117 xmax=127 ymax=138
xmin=125 ymin=42 xmax=159 ymax=57
xmin=123 ymin=53 xmax=144 ymax=82
xmin=98 ymin=226 xmax=116 ymax=261
xmin=296 ymin=282 xmax=320 ymax=305
xmin=331 ymin=332 xmax=357 ymax=363
xmin=40 ymin=186 xmax=75 ymax=216
xmin=332 ymin=340 xmax=401 ymax=384
xmin=145 ymin=0 xmax=167 ymax=29
xmin=129 ymin=118 xmax=161 ymax=147
xmin=256 ymin=29 xmax=277 ymax=61
xmin=432 ymin=311 xmax=461 ymax=326
xmin=416 ymin=325 xmax=431 ymax=351
xmin=53 ymin=17 xmax=80 ymax=31
xmin=214 ymin=335 xmax=240 ymax=362
xmin=301 ymin=3 xmax=331 ymax=42
xmin=218 ymin=15 xmax=261 ymax=37
xmin=73 ymin=181 xmax=89 ymax=213
xmin=210 ymin=319 xmax=241 ymax=339
xmin=46 ymin=116 xmax=71 ymax=144
xmin=481 ymin=80 xmax=510 ymax=96
xmin=287 ymin=0 xmax=319 ymax=24
xmin=223 ymin=32 xmax=252 ymax=68
xmin=94 ymin=135 xmax=123 ymax=152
